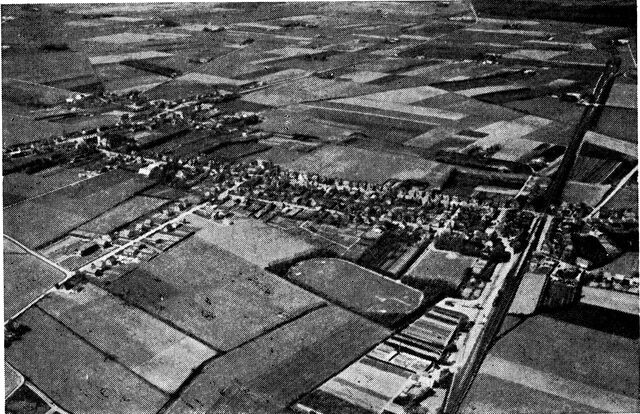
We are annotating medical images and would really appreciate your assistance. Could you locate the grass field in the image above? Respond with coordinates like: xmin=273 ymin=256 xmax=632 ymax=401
xmin=77 ymin=196 xmax=166 ymax=234
xmin=2 ymin=78 xmax=74 ymax=107
xmin=405 ymin=248 xmax=476 ymax=291
xmin=287 ymin=258 xmax=422 ymax=326
xmin=105 ymin=236 xmax=325 ymax=350
xmin=6 ymin=307 xmax=169 ymax=414
xmin=3 ymin=167 xmax=88 ymax=206
xmin=165 ymin=305 xmax=390 ymax=413
xmin=4 ymin=170 xmax=154 ymax=248
xmin=5 ymin=363 xmax=23 ymax=397
xmin=37 ymin=284 xmax=217 ymax=393
xmin=284 ymin=145 xmax=453 ymax=186
xmin=189 ymin=214 xmax=317 ymax=267
xmin=4 ymin=238 xmax=67 ymax=321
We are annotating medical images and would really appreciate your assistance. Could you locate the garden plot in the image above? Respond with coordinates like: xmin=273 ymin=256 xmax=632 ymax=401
xmin=37 ymin=284 xmax=217 ymax=393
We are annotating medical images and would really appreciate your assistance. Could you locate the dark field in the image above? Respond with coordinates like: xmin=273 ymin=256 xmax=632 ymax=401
xmin=4 ymin=238 xmax=66 ymax=321
xmin=3 ymin=167 xmax=88 ymax=206
xmin=405 ymin=248 xmax=476 ymax=291
xmin=462 ymin=308 xmax=639 ymax=413
xmin=288 ymin=258 xmax=423 ymax=326
xmin=165 ymin=305 xmax=390 ymax=413
xmin=5 ymin=385 xmax=49 ymax=414
xmin=105 ymin=236 xmax=325 ymax=350
xmin=6 ymin=307 xmax=169 ymax=414
xmin=3 ymin=170 xmax=154 ymax=248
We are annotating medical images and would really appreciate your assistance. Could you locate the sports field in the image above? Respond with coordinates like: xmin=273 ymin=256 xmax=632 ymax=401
xmin=189 ymin=214 xmax=317 ymax=267
xmin=6 ymin=307 xmax=169 ymax=414
xmin=105 ymin=236 xmax=325 ymax=350
xmin=4 ymin=237 xmax=67 ymax=321
xmin=405 ymin=248 xmax=476 ymax=291
xmin=165 ymin=305 xmax=390 ymax=413
xmin=288 ymin=258 xmax=423 ymax=326
xmin=37 ymin=284 xmax=217 ymax=393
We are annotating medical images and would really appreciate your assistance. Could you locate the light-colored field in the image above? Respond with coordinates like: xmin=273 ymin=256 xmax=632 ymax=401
xmin=65 ymin=20 xmax=107 ymax=27
xmin=504 ymin=49 xmax=568 ymax=61
xmin=103 ymin=16 xmax=147 ymax=22
xmin=333 ymin=97 xmax=466 ymax=120
xmin=606 ymin=83 xmax=637 ymax=109
xmin=479 ymin=356 xmax=638 ymax=413
xmin=89 ymin=51 xmax=174 ymax=65
xmin=254 ymin=68 xmax=310 ymax=83
xmin=508 ymin=271 xmax=547 ymax=315
xmin=179 ymin=23 xmax=224 ymax=32
xmin=399 ymin=34 xmax=433 ymax=41
xmin=584 ymin=131 xmax=637 ymax=158
xmin=456 ymin=84 xmax=525 ymax=97
xmin=581 ymin=287 xmax=638 ymax=315
xmin=469 ymin=115 xmax=552 ymax=150
xmin=464 ymin=27 xmax=552 ymax=38
xmin=84 ymin=31 xmax=190 ymax=44
xmin=562 ymin=181 xmax=611 ymax=206
xmin=5 ymin=363 xmax=23 ymax=397
xmin=339 ymin=70 xmax=388 ymax=83
xmin=38 ymin=284 xmax=217 ymax=393
xmin=477 ymin=17 xmax=540 ymax=26
xmin=233 ymin=22 xmax=282 ymax=31
xmin=284 ymin=145 xmax=453 ymax=186
xmin=7 ymin=307 xmax=168 ymax=414
xmin=524 ymin=40 xmax=596 ymax=50
xmin=175 ymin=72 xmax=249 ymax=86
xmin=4 ymin=238 xmax=67 ymax=321
xmin=320 ymin=357 xmax=411 ymax=412
xmin=492 ymin=138 xmax=545 ymax=162
xmin=337 ymin=85 xmax=449 ymax=104
xmin=189 ymin=214 xmax=317 ymax=267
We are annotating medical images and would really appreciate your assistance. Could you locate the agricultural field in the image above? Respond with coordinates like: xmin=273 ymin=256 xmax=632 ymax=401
xmin=462 ymin=311 xmax=639 ymax=413
xmin=77 ymin=195 xmax=166 ymax=234
xmin=405 ymin=248 xmax=476 ymax=292
xmin=5 ymin=385 xmax=50 ymax=414
xmin=189 ymin=214 xmax=317 ymax=267
xmin=3 ymin=169 xmax=154 ymax=248
xmin=4 ymin=237 xmax=67 ymax=321
xmin=287 ymin=258 xmax=423 ymax=326
xmin=165 ymin=305 xmax=391 ymax=413
xmin=6 ymin=307 xmax=169 ymax=414
xmin=3 ymin=166 xmax=89 ymax=206
xmin=5 ymin=363 xmax=23 ymax=397
xmin=105 ymin=236 xmax=325 ymax=350
xmin=284 ymin=145 xmax=453 ymax=187
xmin=561 ymin=181 xmax=611 ymax=206
xmin=37 ymin=284 xmax=217 ymax=393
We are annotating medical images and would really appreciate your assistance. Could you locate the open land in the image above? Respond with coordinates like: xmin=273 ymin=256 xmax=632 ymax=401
xmin=288 ymin=258 xmax=423 ymax=326
xmin=104 ymin=236 xmax=325 ymax=350
xmin=165 ymin=305 xmax=390 ymax=413
xmin=4 ymin=237 xmax=67 ymax=320
xmin=77 ymin=195 xmax=167 ymax=234
xmin=189 ymin=213 xmax=318 ymax=267
xmin=6 ymin=307 xmax=169 ymax=414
